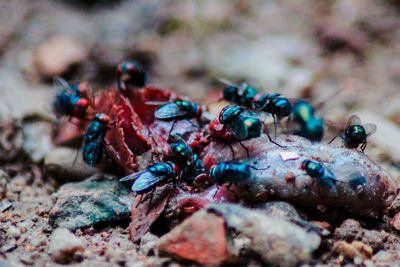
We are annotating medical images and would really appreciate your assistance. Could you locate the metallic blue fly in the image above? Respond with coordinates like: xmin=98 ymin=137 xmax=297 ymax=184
xmin=119 ymin=161 xmax=178 ymax=212
xmin=329 ymin=115 xmax=376 ymax=152
xmin=291 ymin=100 xmax=324 ymax=141
xmin=53 ymin=78 xmax=89 ymax=119
xmin=218 ymin=78 xmax=259 ymax=108
xmin=209 ymin=162 xmax=269 ymax=197
xmin=82 ymin=113 xmax=109 ymax=166
xmin=116 ymin=61 xmax=148 ymax=91
xmin=301 ymin=159 xmax=341 ymax=196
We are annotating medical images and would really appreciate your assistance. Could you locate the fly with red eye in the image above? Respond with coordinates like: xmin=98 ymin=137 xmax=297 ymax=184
xmin=53 ymin=77 xmax=93 ymax=119
xmin=82 ymin=113 xmax=110 ymax=166
xmin=116 ymin=61 xmax=148 ymax=91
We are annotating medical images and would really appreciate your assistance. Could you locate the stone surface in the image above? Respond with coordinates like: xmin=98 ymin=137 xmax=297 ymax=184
xmin=206 ymin=203 xmax=321 ymax=267
xmin=49 ymin=228 xmax=87 ymax=264
xmin=201 ymin=134 xmax=397 ymax=217
xmin=49 ymin=174 xmax=131 ymax=229
xmin=157 ymin=209 xmax=234 ymax=267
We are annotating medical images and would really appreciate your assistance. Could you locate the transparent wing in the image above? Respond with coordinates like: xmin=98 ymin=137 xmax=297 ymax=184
xmin=347 ymin=114 xmax=362 ymax=127
xmin=145 ymin=101 xmax=169 ymax=106
xmin=119 ymin=169 xmax=150 ymax=182
xmin=363 ymin=123 xmax=377 ymax=137
xmin=131 ymin=172 xmax=166 ymax=192
xmin=216 ymin=77 xmax=239 ymax=87
xmin=53 ymin=77 xmax=75 ymax=95
xmin=155 ymin=103 xmax=187 ymax=120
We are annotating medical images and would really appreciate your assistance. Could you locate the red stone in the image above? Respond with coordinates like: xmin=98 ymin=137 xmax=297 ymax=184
xmin=157 ymin=209 xmax=234 ymax=266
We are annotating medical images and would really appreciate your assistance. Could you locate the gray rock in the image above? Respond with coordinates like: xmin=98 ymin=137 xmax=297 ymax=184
xmin=256 ymin=201 xmax=329 ymax=235
xmin=49 ymin=174 xmax=131 ymax=229
xmin=207 ymin=203 xmax=321 ymax=267
xmin=49 ymin=228 xmax=87 ymax=264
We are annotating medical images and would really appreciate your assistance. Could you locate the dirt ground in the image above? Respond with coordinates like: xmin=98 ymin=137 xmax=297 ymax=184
xmin=2 ymin=0 xmax=400 ymax=266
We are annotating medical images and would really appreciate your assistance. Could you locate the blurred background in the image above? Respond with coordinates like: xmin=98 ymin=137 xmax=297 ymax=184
xmin=1 ymin=0 xmax=400 ymax=167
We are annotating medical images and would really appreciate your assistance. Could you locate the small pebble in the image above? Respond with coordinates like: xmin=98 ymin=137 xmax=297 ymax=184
xmin=49 ymin=228 xmax=87 ymax=264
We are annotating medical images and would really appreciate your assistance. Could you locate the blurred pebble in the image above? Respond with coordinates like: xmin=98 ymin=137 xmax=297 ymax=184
xmin=23 ymin=121 xmax=54 ymax=162
xmin=7 ymin=225 xmax=21 ymax=239
xmin=390 ymin=212 xmax=400 ymax=231
xmin=333 ymin=241 xmax=373 ymax=263
xmin=49 ymin=228 xmax=87 ymax=264
xmin=356 ymin=110 xmax=400 ymax=162
xmin=34 ymin=35 xmax=88 ymax=77
xmin=139 ymin=232 xmax=159 ymax=256
xmin=49 ymin=174 xmax=131 ymax=229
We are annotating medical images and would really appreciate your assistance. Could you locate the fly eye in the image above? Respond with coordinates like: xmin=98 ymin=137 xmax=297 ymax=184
xmin=96 ymin=114 xmax=110 ymax=124
xmin=76 ymin=98 xmax=89 ymax=108
xmin=300 ymin=162 xmax=307 ymax=170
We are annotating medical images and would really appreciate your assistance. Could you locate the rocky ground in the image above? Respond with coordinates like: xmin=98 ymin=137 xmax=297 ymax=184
xmin=2 ymin=0 xmax=400 ymax=266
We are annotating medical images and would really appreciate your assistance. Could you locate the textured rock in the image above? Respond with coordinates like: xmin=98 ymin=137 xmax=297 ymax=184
xmin=207 ymin=203 xmax=321 ymax=267
xmin=201 ymin=134 xmax=397 ymax=217
xmin=49 ymin=228 xmax=87 ymax=264
xmin=157 ymin=209 xmax=234 ymax=267
xmin=49 ymin=174 xmax=131 ymax=229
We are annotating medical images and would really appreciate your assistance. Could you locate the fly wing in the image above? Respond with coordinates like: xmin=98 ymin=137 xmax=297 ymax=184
xmin=216 ymin=77 xmax=239 ymax=87
xmin=131 ymin=172 xmax=166 ymax=192
xmin=363 ymin=123 xmax=377 ymax=137
xmin=155 ymin=103 xmax=186 ymax=120
xmin=347 ymin=114 xmax=362 ymax=127
xmin=53 ymin=77 xmax=75 ymax=95
xmin=119 ymin=169 xmax=150 ymax=182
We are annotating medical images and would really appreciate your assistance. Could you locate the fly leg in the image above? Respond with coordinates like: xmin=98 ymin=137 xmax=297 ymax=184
xmin=228 ymin=143 xmax=235 ymax=160
xmin=361 ymin=141 xmax=367 ymax=153
xmin=328 ymin=135 xmax=338 ymax=144
xmin=238 ymin=141 xmax=250 ymax=157
xmin=213 ymin=185 xmax=220 ymax=198
xmin=266 ymin=132 xmax=285 ymax=148
xmin=168 ymin=120 xmax=177 ymax=136
xmin=272 ymin=114 xmax=278 ymax=139
xmin=135 ymin=194 xmax=144 ymax=208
